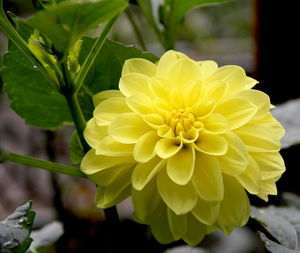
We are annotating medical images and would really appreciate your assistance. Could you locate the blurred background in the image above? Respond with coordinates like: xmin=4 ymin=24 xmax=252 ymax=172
xmin=0 ymin=0 xmax=299 ymax=252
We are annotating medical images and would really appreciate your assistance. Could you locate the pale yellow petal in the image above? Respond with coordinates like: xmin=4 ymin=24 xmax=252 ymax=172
xmin=81 ymin=149 xmax=135 ymax=175
xmin=206 ymin=65 xmax=248 ymax=95
xmin=109 ymin=113 xmax=151 ymax=144
xmin=92 ymin=90 xmax=123 ymax=107
xmin=95 ymin=165 xmax=133 ymax=208
xmin=122 ymin=58 xmax=157 ymax=77
xmin=155 ymin=137 xmax=182 ymax=159
xmin=202 ymin=113 xmax=229 ymax=134
xmin=132 ymin=177 xmax=163 ymax=223
xmin=250 ymin=152 xmax=285 ymax=180
xmin=89 ymin=164 xmax=134 ymax=186
xmin=192 ymin=154 xmax=224 ymax=201
xmin=134 ymin=130 xmax=161 ymax=162
xmin=234 ymin=124 xmax=280 ymax=152
xmin=143 ymin=114 xmax=165 ymax=129
xmin=168 ymin=58 xmax=201 ymax=86
xmin=119 ymin=73 xmax=151 ymax=97
xmin=167 ymin=208 xmax=188 ymax=239
xmin=232 ymin=89 xmax=271 ymax=119
xmin=235 ymin=155 xmax=262 ymax=194
xmin=214 ymin=98 xmax=257 ymax=130
xmin=245 ymin=76 xmax=258 ymax=89
xmin=132 ymin=157 xmax=165 ymax=191
xmin=93 ymin=97 xmax=130 ymax=126
xmin=219 ymin=132 xmax=249 ymax=175
xmin=201 ymin=80 xmax=227 ymax=101
xmin=156 ymin=50 xmax=188 ymax=78
xmin=95 ymin=136 xmax=134 ymax=156
xmin=150 ymin=205 xmax=176 ymax=244
xmin=84 ymin=119 xmax=108 ymax=149
xmin=217 ymin=175 xmax=250 ymax=234
xmin=197 ymin=60 xmax=218 ymax=80
xmin=194 ymin=132 xmax=228 ymax=155
xmin=182 ymin=214 xmax=207 ymax=246
xmin=167 ymin=144 xmax=195 ymax=185
xmin=126 ymin=93 xmax=155 ymax=115
xmin=192 ymin=98 xmax=216 ymax=118
xmin=182 ymin=80 xmax=202 ymax=107
xmin=157 ymin=169 xmax=198 ymax=215
xmin=192 ymin=198 xmax=220 ymax=225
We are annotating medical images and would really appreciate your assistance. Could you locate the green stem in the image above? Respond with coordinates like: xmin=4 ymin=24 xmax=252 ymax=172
xmin=65 ymin=92 xmax=90 ymax=152
xmin=74 ymin=15 xmax=119 ymax=93
xmin=125 ymin=9 xmax=146 ymax=51
xmin=1 ymin=150 xmax=85 ymax=177
xmin=0 ymin=0 xmax=58 ymax=88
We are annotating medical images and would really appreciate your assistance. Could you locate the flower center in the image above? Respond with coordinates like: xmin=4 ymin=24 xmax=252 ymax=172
xmin=166 ymin=107 xmax=202 ymax=136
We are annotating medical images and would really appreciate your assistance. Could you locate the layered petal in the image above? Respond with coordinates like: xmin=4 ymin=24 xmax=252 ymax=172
xmin=194 ymin=132 xmax=228 ymax=155
xmin=84 ymin=119 xmax=107 ymax=149
xmin=192 ymin=198 xmax=220 ymax=225
xmin=122 ymin=58 xmax=157 ymax=77
xmin=157 ymin=169 xmax=198 ymax=215
xmin=192 ymin=154 xmax=224 ymax=201
xmin=167 ymin=144 xmax=195 ymax=185
xmin=109 ymin=113 xmax=151 ymax=143
xmin=119 ymin=73 xmax=151 ymax=97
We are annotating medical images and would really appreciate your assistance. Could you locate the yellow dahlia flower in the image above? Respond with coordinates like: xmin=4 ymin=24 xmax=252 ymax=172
xmin=81 ymin=50 xmax=285 ymax=245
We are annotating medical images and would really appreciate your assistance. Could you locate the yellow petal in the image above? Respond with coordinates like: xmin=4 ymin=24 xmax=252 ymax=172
xmin=197 ymin=60 xmax=218 ymax=80
xmin=143 ymin=114 xmax=165 ymax=128
xmin=233 ymin=89 xmax=270 ymax=119
xmin=167 ymin=144 xmax=195 ymax=185
xmin=134 ymin=130 xmax=160 ymax=162
xmin=92 ymin=90 xmax=123 ymax=107
xmin=84 ymin=119 xmax=108 ymax=149
xmin=126 ymin=93 xmax=155 ymax=115
xmin=93 ymin=97 xmax=130 ymax=126
xmin=192 ymin=198 xmax=220 ymax=225
xmin=95 ymin=136 xmax=134 ymax=156
xmin=219 ymin=132 xmax=249 ymax=175
xmin=132 ymin=177 xmax=163 ymax=223
xmin=167 ymin=208 xmax=188 ymax=239
xmin=119 ymin=73 xmax=151 ymax=97
xmin=194 ymin=132 xmax=228 ymax=155
xmin=192 ymin=154 xmax=224 ymax=201
xmin=109 ymin=113 xmax=151 ymax=144
xmin=89 ymin=164 xmax=134 ymax=186
xmin=149 ymin=77 xmax=173 ymax=103
xmin=157 ymin=169 xmax=198 ymax=215
xmin=206 ymin=65 xmax=248 ymax=95
xmin=214 ymin=98 xmax=257 ymax=130
xmin=155 ymin=137 xmax=182 ymax=159
xmin=201 ymin=80 xmax=227 ymax=101
xmin=169 ymin=58 xmax=201 ymax=86
xmin=182 ymin=214 xmax=207 ymax=246
xmin=202 ymin=113 xmax=229 ymax=134
xmin=95 ymin=165 xmax=133 ymax=208
xmin=150 ymin=205 xmax=176 ymax=244
xmin=132 ymin=157 xmax=165 ymax=191
xmin=182 ymin=80 xmax=202 ymax=107
xmin=245 ymin=76 xmax=258 ymax=89
xmin=217 ymin=175 xmax=250 ymax=234
xmin=192 ymin=98 xmax=216 ymax=118
xmin=250 ymin=152 xmax=285 ymax=180
xmin=156 ymin=50 xmax=188 ymax=78
xmin=122 ymin=58 xmax=157 ymax=77
xmin=81 ymin=149 xmax=135 ymax=175
xmin=235 ymin=155 xmax=262 ymax=194
xmin=234 ymin=124 xmax=280 ymax=152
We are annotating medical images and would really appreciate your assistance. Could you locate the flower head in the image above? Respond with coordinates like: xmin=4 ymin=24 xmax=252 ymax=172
xmin=81 ymin=50 xmax=285 ymax=245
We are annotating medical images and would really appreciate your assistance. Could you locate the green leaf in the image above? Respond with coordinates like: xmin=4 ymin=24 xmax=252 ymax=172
xmin=27 ymin=221 xmax=63 ymax=253
xmin=1 ymin=29 xmax=157 ymax=129
xmin=251 ymin=206 xmax=300 ymax=252
xmin=24 ymin=0 xmax=128 ymax=54
xmin=1 ymin=40 xmax=72 ymax=129
xmin=70 ymin=131 xmax=84 ymax=164
xmin=0 ymin=201 xmax=35 ymax=253
xmin=161 ymin=0 xmax=229 ymax=48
